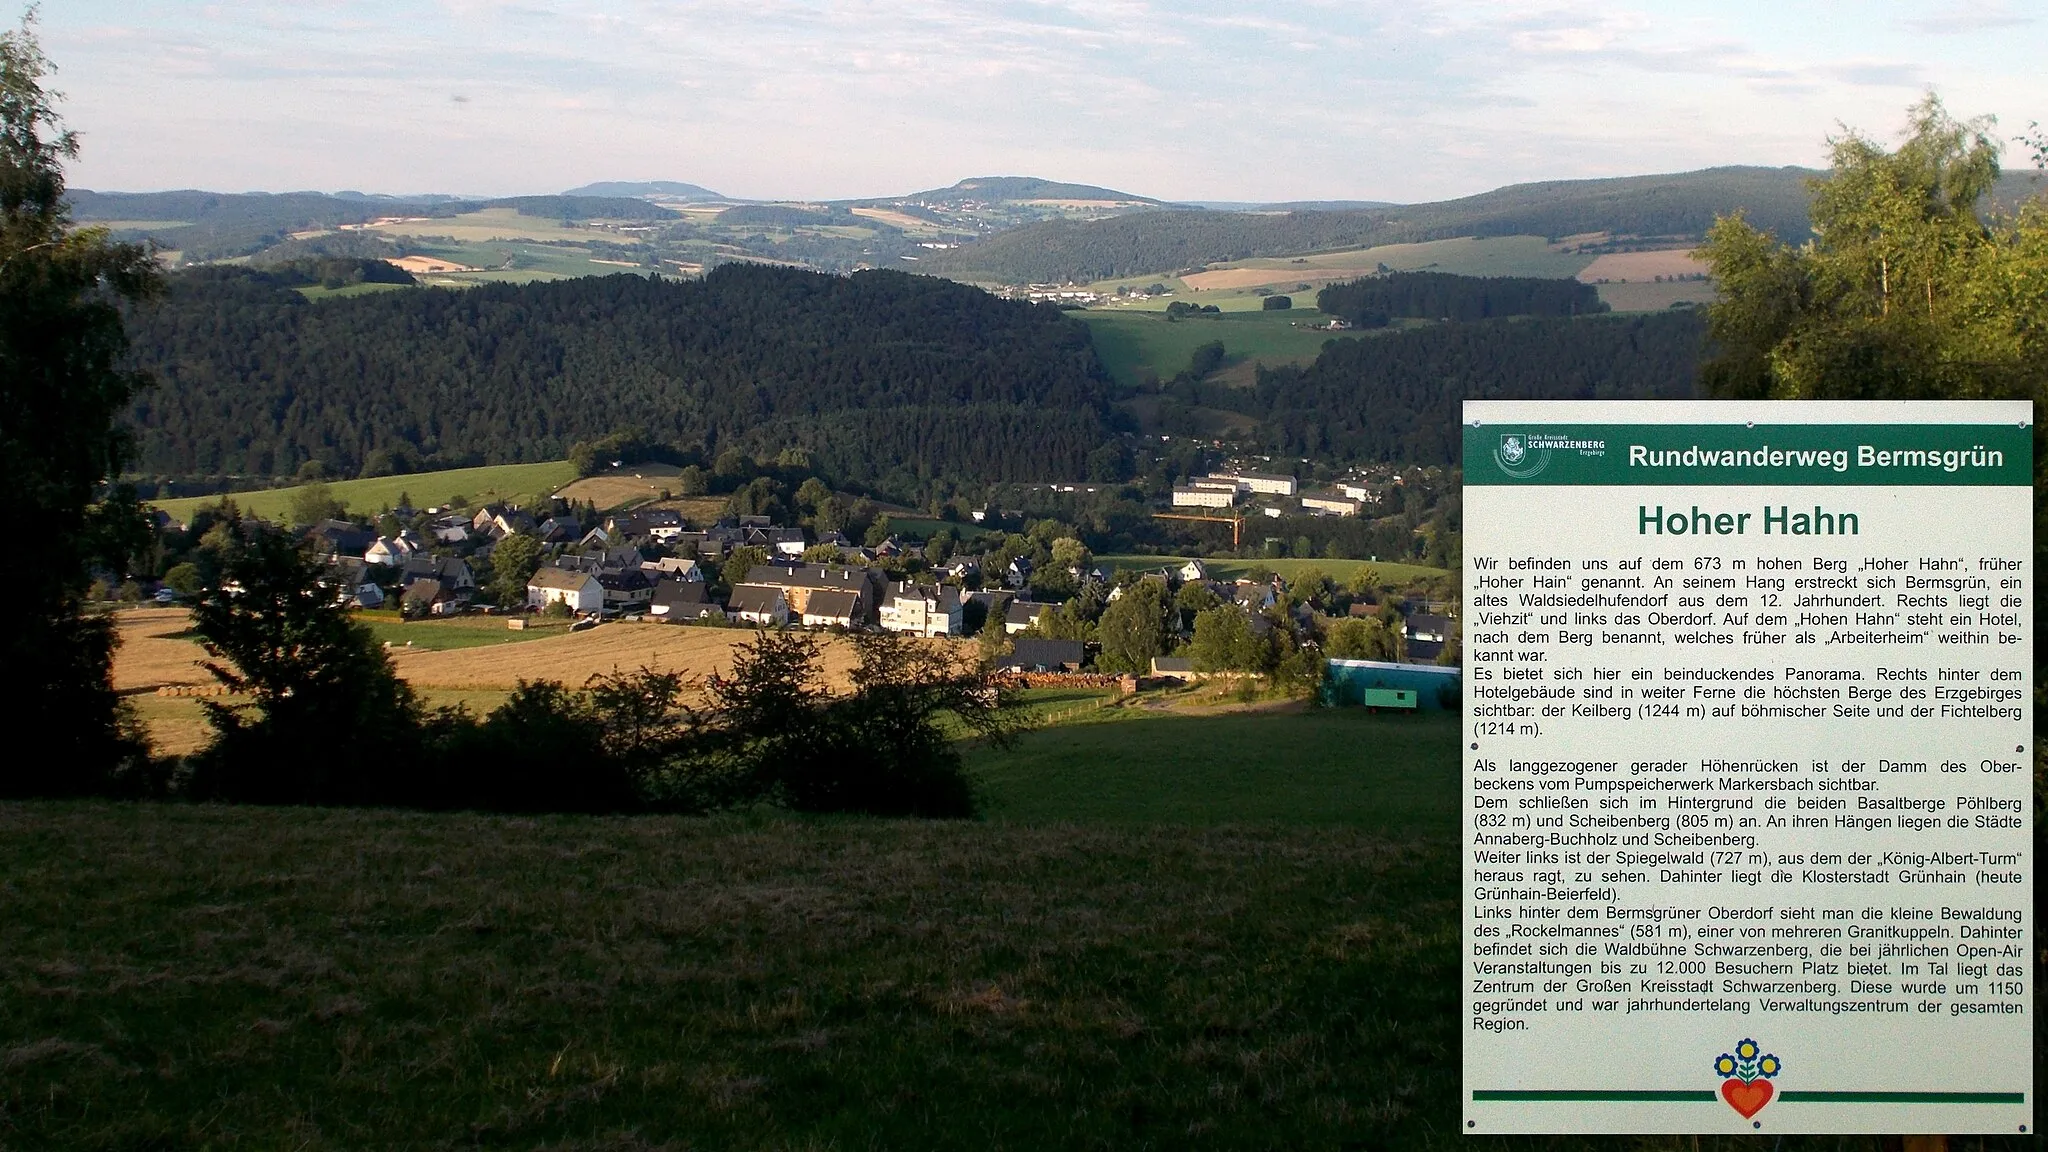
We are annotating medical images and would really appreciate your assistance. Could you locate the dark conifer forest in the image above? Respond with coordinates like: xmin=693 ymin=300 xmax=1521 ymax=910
xmin=1165 ymin=312 xmax=1704 ymax=463
xmin=1315 ymin=271 xmax=1605 ymax=327
xmin=122 ymin=264 xmax=1113 ymax=488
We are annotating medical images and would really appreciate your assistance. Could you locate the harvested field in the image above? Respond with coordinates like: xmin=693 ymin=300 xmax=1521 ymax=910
xmin=110 ymin=608 xmax=964 ymax=753
xmin=849 ymin=206 xmax=939 ymax=231
xmin=1576 ymin=247 xmax=1707 ymax=282
xmin=553 ymin=463 xmax=686 ymax=510
xmin=382 ymin=622 xmax=888 ymax=692
xmin=109 ymin=609 xmax=214 ymax=694
xmin=386 ymin=254 xmax=478 ymax=274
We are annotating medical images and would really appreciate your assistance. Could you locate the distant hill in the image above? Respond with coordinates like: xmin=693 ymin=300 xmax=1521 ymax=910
xmin=898 ymin=176 xmax=1163 ymax=206
xmin=925 ymin=166 xmax=2048 ymax=284
xmin=924 ymin=167 xmax=1825 ymax=284
xmin=563 ymin=180 xmax=729 ymax=200
xmin=68 ymin=189 xmax=676 ymax=261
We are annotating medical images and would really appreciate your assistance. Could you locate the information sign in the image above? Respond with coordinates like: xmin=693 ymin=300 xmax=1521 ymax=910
xmin=1461 ymin=400 xmax=2032 ymax=1134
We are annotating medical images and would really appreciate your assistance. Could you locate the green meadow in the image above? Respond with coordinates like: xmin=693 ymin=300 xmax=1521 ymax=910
xmin=3 ymin=706 xmax=2025 ymax=1148
xmin=1078 ymin=308 xmax=1368 ymax=388
xmin=148 ymin=461 xmax=578 ymax=523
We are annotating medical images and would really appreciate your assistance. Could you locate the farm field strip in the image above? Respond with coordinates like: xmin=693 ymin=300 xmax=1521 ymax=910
xmin=148 ymin=461 xmax=578 ymax=523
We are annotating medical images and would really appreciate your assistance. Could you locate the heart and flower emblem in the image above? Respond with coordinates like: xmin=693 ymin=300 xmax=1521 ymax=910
xmin=1714 ymin=1038 xmax=1781 ymax=1118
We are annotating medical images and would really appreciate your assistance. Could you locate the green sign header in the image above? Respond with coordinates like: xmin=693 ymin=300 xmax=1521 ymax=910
xmin=1464 ymin=423 xmax=2033 ymax=485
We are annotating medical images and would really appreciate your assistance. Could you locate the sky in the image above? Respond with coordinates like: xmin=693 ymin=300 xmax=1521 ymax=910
xmin=40 ymin=0 xmax=2048 ymax=204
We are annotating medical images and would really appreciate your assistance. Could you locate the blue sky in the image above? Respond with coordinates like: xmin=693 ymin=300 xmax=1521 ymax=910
xmin=42 ymin=0 xmax=2048 ymax=203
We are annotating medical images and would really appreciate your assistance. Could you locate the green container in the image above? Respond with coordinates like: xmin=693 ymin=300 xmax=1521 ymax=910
xmin=1360 ymin=688 xmax=1417 ymax=710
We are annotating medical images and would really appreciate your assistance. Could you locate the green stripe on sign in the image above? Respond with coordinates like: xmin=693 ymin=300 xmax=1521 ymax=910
xmin=1465 ymin=423 xmax=2033 ymax=486
xmin=1472 ymin=1090 xmax=1717 ymax=1102
xmin=1779 ymin=1091 xmax=2025 ymax=1104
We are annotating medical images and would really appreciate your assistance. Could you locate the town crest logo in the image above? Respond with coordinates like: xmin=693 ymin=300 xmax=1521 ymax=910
xmin=1714 ymin=1038 xmax=1780 ymax=1120
xmin=1493 ymin=432 xmax=1549 ymax=478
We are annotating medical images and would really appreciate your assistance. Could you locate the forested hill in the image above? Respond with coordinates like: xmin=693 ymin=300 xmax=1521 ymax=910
xmin=925 ymin=167 xmax=1824 ymax=283
xmin=121 ymin=265 xmax=1111 ymax=489
xmin=1162 ymin=312 xmax=1704 ymax=464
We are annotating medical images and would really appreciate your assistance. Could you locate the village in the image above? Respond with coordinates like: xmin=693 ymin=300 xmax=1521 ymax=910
xmin=199 ymin=482 xmax=1463 ymax=689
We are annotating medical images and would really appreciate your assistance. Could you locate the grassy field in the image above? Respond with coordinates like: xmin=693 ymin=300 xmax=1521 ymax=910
xmin=356 ymin=612 xmax=575 ymax=652
xmin=975 ymin=708 xmax=1457 ymax=826
xmin=0 ymin=706 xmax=1469 ymax=1149
xmin=1098 ymin=554 xmax=1447 ymax=586
xmin=1595 ymin=279 xmax=1718 ymax=312
xmin=1078 ymin=309 xmax=1370 ymax=388
xmin=1085 ymin=235 xmax=1600 ymax=311
xmin=148 ymin=461 xmax=578 ymax=523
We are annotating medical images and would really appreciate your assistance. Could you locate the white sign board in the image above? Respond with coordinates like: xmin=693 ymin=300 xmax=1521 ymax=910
xmin=1462 ymin=400 xmax=2031 ymax=1135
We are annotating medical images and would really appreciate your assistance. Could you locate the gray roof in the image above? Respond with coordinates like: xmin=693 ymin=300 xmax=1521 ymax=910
xmin=1006 ymin=600 xmax=1053 ymax=625
xmin=727 ymin=585 xmax=786 ymax=615
xmin=529 ymin=566 xmax=598 ymax=591
xmin=1000 ymin=639 xmax=1085 ymax=672
xmin=802 ymin=589 xmax=860 ymax=620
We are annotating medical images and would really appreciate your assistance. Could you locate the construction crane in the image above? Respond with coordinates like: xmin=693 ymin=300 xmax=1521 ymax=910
xmin=1152 ymin=511 xmax=1245 ymax=549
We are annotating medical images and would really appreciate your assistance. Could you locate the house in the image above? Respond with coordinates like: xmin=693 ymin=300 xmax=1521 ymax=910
xmin=1004 ymin=600 xmax=1054 ymax=635
xmin=1171 ymin=486 xmax=1234 ymax=509
xmin=740 ymin=564 xmax=884 ymax=627
xmin=598 ymin=568 xmax=655 ymax=611
xmin=649 ymin=577 xmax=721 ymax=620
xmin=1005 ymin=557 xmax=1034 ymax=589
xmin=1230 ymin=580 xmax=1278 ymax=612
xmin=527 ymin=566 xmax=603 ymax=613
xmin=1150 ymin=656 xmax=1196 ymax=680
xmin=727 ymin=584 xmax=790 ymax=627
xmin=943 ymin=556 xmax=981 ymax=582
xmin=1212 ymin=470 xmax=1297 ymax=496
xmin=401 ymin=577 xmax=461 ymax=617
xmin=401 ymin=555 xmax=475 ymax=599
xmin=878 ymin=583 xmax=962 ymax=637
xmin=999 ymin=639 xmax=1085 ymax=673
xmin=641 ymin=557 xmax=703 ymax=581
xmin=1300 ymin=490 xmax=1362 ymax=516
xmin=1404 ymin=613 xmax=1451 ymax=662
xmin=1177 ymin=559 xmax=1208 ymax=583
xmin=364 ymin=531 xmax=426 ymax=568
xmin=765 ymin=527 xmax=807 ymax=557
xmin=307 ymin=519 xmax=376 ymax=561
xmin=801 ymin=588 xmax=861 ymax=629
xmin=536 ymin=516 xmax=579 ymax=544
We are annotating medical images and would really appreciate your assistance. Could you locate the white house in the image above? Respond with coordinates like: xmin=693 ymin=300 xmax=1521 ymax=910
xmin=1300 ymin=491 xmax=1362 ymax=516
xmin=727 ymin=585 xmax=791 ymax=627
xmin=1215 ymin=471 xmax=1297 ymax=496
xmin=879 ymin=584 xmax=963 ymax=637
xmin=1172 ymin=486 xmax=1234 ymax=509
xmin=527 ymin=567 xmax=603 ymax=613
xmin=800 ymin=588 xmax=860 ymax=629
xmin=1004 ymin=600 xmax=1054 ymax=635
xmin=1177 ymin=559 xmax=1208 ymax=583
xmin=364 ymin=532 xmax=425 ymax=568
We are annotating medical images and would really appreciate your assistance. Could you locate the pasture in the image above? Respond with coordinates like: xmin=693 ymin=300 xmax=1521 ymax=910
xmin=1091 ymin=235 xmax=1600 ymax=308
xmin=1078 ymin=309 xmax=1367 ymax=388
xmin=147 ymin=461 xmax=579 ymax=523
xmin=1596 ymin=279 xmax=1719 ymax=312
xmin=359 ymin=207 xmax=648 ymax=247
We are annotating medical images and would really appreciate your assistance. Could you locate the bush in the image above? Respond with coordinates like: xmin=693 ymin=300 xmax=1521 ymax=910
xmin=1262 ymin=295 xmax=1292 ymax=310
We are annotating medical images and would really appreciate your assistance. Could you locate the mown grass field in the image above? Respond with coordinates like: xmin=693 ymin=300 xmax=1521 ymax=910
xmin=149 ymin=461 xmax=578 ymax=523
xmin=1098 ymin=554 xmax=1447 ymax=587
xmin=1078 ymin=309 xmax=1367 ymax=388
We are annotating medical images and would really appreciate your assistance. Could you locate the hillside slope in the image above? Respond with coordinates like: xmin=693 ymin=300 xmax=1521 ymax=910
xmin=122 ymin=265 xmax=1111 ymax=488
xmin=924 ymin=167 xmax=1823 ymax=284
